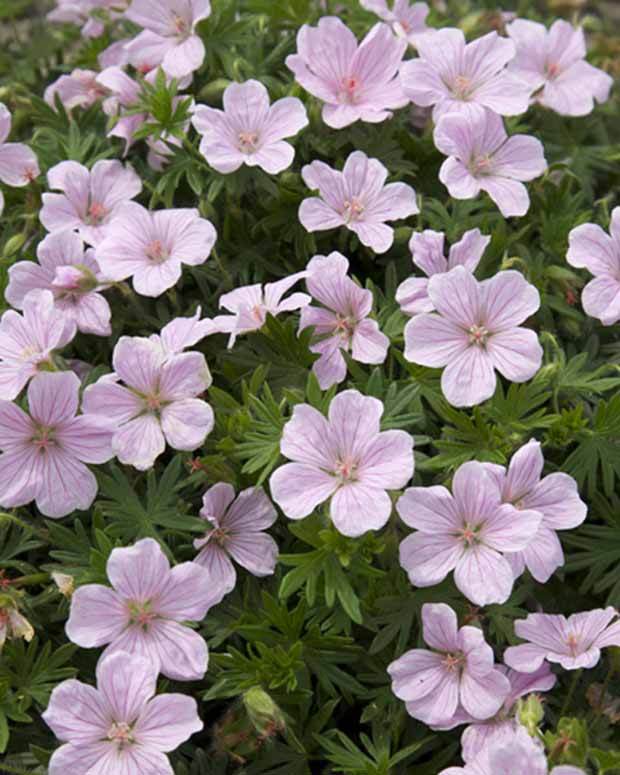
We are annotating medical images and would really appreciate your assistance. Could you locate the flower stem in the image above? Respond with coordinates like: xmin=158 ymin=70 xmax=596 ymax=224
xmin=560 ymin=669 xmax=582 ymax=719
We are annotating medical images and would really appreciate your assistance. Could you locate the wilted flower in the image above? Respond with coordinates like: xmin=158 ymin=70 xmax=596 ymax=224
xmin=192 ymin=80 xmax=308 ymax=174
xmin=0 ymin=605 xmax=34 ymax=649
xmin=359 ymin=0 xmax=431 ymax=46
xmin=44 ymin=69 xmax=107 ymax=110
xmin=286 ymin=17 xmax=408 ymax=128
xmin=388 ymin=603 xmax=510 ymax=726
xmin=52 ymin=572 xmax=75 ymax=598
xmin=43 ymin=650 xmax=203 ymax=774
xmin=270 ymin=389 xmax=414 ymax=536
xmin=0 ymin=103 xmax=40 ymax=215
xmin=299 ymin=151 xmax=418 ymax=253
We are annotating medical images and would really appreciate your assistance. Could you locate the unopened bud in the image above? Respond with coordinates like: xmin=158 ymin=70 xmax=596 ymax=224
xmin=517 ymin=694 xmax=545 ymax=735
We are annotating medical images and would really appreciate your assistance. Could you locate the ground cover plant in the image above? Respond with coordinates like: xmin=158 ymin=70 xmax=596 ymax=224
xmin=0 ymin=0 xmax=620 ymax=772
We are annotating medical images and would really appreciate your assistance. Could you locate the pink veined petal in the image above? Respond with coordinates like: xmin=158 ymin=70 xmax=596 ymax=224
xmin=439 ymin=157 xmax=481 ymax=200
xmin=567 ymin=221 xmax=619 ymax=274
xmin=581 ymin=275 xmax=620 ymax=325
xmin=452 ymin=465 xmax=502 ymax=518
xmin=269 ymin=462 xmax=338 ymax=520
xmin=414 ymin=27 xmax=466 ymax=94
xmin=486 ymin=328 xmax=542 ymax=383
xmin=491 ymin=135 xmax=547 ymax=182
xmin=479 ymin=175 xmax=531 ymax=218
xmin=72 ymin=292 xmax=112 ymax=336
xmin=96 ymin=745 xmax=175 ymax=775
xmin=0 ymin=401 xmax=35 ymax=449
xmin=161 ymin=398 xmax=214 ymax=451
xmin=55 ymin=415 xmax=114 ymax=464
xmin=422 ymin=603 xmax=460 ymax=652
xmin=36 ymin=449 xmax=99 ymax=518
xmin=349 ymin=219 xmax=395 ymax=254
xmin=396 ymin=276 xmax=433 ymax=315
xmin=427 ymin=265 xmax=481 ymax=328
xmin=351 ymin=318 xmax=389 ymax=364
xmin=0 ymin=142 xmax=39 ymax=186
xmin=132 ymin=256 xmax=184 ymax=297
xmin=503 ymin=643 xmax=551 ymax=673
xmin=400 ymin=58 xmax=450 ymax=108
xmin=514 ymin=612 xmax=570 ymax=651
xmin=47 ymin=743 xmax=115 ymax=775
xmin=96 ymin=650 xmax=158 ymax=723
xmin=448 ymin=228 xmax=490 ymax=272
xmin=472 ymin=72 xmax=532 ymax=117
xmin=227 ymin=531 xmax=279 ymax=577
xmin=161 ymin=34 xmax=206 ymax=78
xmin=595 ymin=620 xmax=620 ymax=650
xmin=112 ymin=336 xmax=163 ymax=394
xmin=441 ymin=345 xmax=497 ymax=407
xmin=351 ymin=22 xmax=406 ymax=94
xmin=398 ymin=531 xmax=463 ymax=587
xmin=83 ymin=378 xmax=144 ymax=424
xmin=113 ymin=413 xmax=166 ymax=471
xmin=312 ymin=338 xmax=348 ymax=389
xmin=198 ymin=135 xmax=244 ymax=174
xmin=107 ymin=538 xmax=171 ymax=601
xmin=0 ymin=447 xmax=41 ymax=509
xmin=301 ymin=160 xmax=347 ymax=209
xmin=342 ymin=151 xmax=388 ymax=203
xmin=322 ymin=102 xmax=366 ymax=128
xmin=133 ymin=693 xmax=203 ymax=751
xmin=405 ymin=668 xmax=460 ymax=725
xmin=193 ymin=540 xmax=237 ymax=594
xmin=200 ymin=482 xmax=236 ymax=527
xmin=481 ymin=270 xmax=541 ymax=330
xmin=518 ymin=525 xmax=565 ymax=583
xmin=5 ymin=260 xmax=54 ymax=309
xmin=404 ymin=313 xmax=470 ymax=368
xmin=388 ymin=648 xmax=446 ymax=702
xmin=27 ymin=370 xmax=79 ymax=426
xmin=65 ymin=584 xmax=130 ymax=647
xmin=42 ymin=679 xmax=111 ymax=743
xmin=396 ymin=485 xmax=461 ymax=532
xmin=330 ymin=482 xmax=392 ymax=536
xmin=454 ymin=545 xmax=515 ymax=605
xmin=502 ymin=439 xmax=544 ymax=501
xmin=357 ymin=429 xmax=414 ymax=490
xmin=525 ymin=472 xmax=587 ymax=530
xmin=0 ymin=103 xmax=11 ymax=144
xmin=250 ymin=141 xmax=295 ymax=174
xmin=434 ymin=111 xmax=478 ymax=159
xmin=155 ymin=560 xmax=225 ymax=620
xmin=223 ymin=486 xmax=277 ymax=532
xmin=262 ymin=96 xmax=309 ymax=144
xmin=298 ymin=197 xmax=346 ymax=231
xmin=142 ymin=618 xmax=209 ymax=681
xmin=328 ymin=389 xmax=383 ymax=457
xmin=460 ymin=667 xmax=510 ymax=721
xmin=482 ymin=503 xmax=542 ymax=552
xmin=279 ymin=402 xmax=336 ymax=468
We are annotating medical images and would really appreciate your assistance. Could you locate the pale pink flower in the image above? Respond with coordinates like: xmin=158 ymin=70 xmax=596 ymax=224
xmin=83 ymin=336 xmax=214 ymax=471
xmin=401 ymin=28 xmax=530 ymax=121
xmin=270 ymin=389 xmax=414 ymax=537
xmin=194 ymin=484 xmax=278 ymax=593
xmin=44 ymin=69 xmax=107 ymax=110
xmin=360 ymin=0 xmax=431 ymax=47
xmin=66 ymin=537 xmax=225 ymax=680
xmin=95 ymin=202 xmax=217 ymax=297
xmin=98 ymin=38 xmax=131 ymax=68
xmin=567 ymin=207 xmax=620 ymax=325
xmin=149 ymin=308 xmax=217 ymax=355
xmin=396 ymin=228 xmax=490 ymax=315
xmin=0 ymin=104 xmax=39 ymax=215
xmin=40 ymin=160 xmax=142 ymax=246
xmin=6 ymin=231 xmax=112 ymax=337
xmin=125 ymin=0 xmax=212 ymax=78
xmin=299 ymin=253 xmax=389 ymax=389
xmin=434 ymin=110 xmax=547 ymax=217
xmin=388 ymin=603 xmax=510 ymax=726
xmin=404 ymin=266 xmax=542 ymax=407
xmin=0 ymin=290 xmax=75 ymax=400
xmin=192 ymin=80 xmax=308 ymax=174
xmin=286 ymin=17 xmax=408 ymax=129
xmin=504 ymin=608 xmax=620 ymax=673
xmin=0 ymin=371 xmax=114 ymax=518
xmin=299 ymin=151 xmax=418 ymax=253
xmin=483 ymin=439 xmax=587 ymax=583
xmin=43 ymin=650 xmax=203 ymax=774
xmin=507 ymin=19 xmax=613 ymax=117
xmin=397 ymin=461 xmax=542 ymax=605
xmin=47 ymin=0 xmax=104 ymax=37
xmin=213 ymin=272 xmax=310 ymax=347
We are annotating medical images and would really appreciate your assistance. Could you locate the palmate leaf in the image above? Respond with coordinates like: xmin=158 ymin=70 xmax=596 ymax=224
xmin=314 ymin=729 xmax=434 ymax=775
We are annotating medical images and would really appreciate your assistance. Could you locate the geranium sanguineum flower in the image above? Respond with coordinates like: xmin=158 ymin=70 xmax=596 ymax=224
xmin=44 ymin=69 xmax=107 ymax=111
xmin=0 ymin=371 xmax=114 ymax=518
xmin=434 ymin=110 xmax=547 ymax=218
xmin=149 ymin=308 xmax=216 ymax=356
xmin=269 ymin=389 xmax=414 ymax=537
xmin=66 ymin=537 xmax=225 ymax=680
xmin=40 ymin=159 xmax=142 ymax=246
xmin=400 ymin=28 xmax=531 ymax=120
xmin=388 ymin=603 xmax=510 ymax=726
xmin=193 ymin=484 xmax=279 ymax=593
xmin=0 ymin=103 xmax=40 ymax=215
xmin=566 ymin=207 xmax=620 ymax=325
xmin=504 ymin=608 xmax=620 ymax=673
xmin=299 ymin=253 xmax=389 ymax=389
xmin=404 ymin=266 xmax=542 ymax=407
xmin=286 ymin=17 xmax=408 ymax=129
xmin=43 ymin=650 xmax=203 ymax=774
xmin=360 ymin=0 xmax=431 ymax=47
xmin=192 ymin=80 xmax=308 ymax=174
xmin=507 ymin=18 xmax=613 ymax=117
xmin=397 ymin=461 xmax=542 ymax=605
xmin=483 ymin=439 xmax=587 ymax=583
xmin=299 ymin=151 xmax=418 ymax=253
xmin=396 ymin=228 xmax=490 ymax=316
xmin=95 ymin=202 xmax=217 ymax=297
xmin=83 ymin=335 xmax=214 ymax=471
xmin=6 ymin=231 xmax=112 ymax=337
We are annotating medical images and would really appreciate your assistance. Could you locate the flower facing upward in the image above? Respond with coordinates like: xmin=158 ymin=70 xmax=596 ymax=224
xmin=0 ymin=103 xmax=40 ymax=216
xmin=286 ymin=17 xmax=408 ymax=129
xmin=66 ymin=537 xmax=225 ymax=680
xmin=43 ymin=650 xmax=203 ymax=774
xmin=504 ymin=608 xmax=620 ymax=672
xmin=299 ymin=253 xmax=389 ymax=389
xmin=404 ymin=266 xmax=542 ymax=407
xmin=434 ymin=110 xmax=547 ymax=218
xmin=299 ymin=151 xmax=418 ymax=253
xmin=269 ymin=389 xmax=414 ymax=537
xmin=397 ymin=461 xmax=542 ymax=605
xmin=360 ymin=0 xmax=431 ymax=47
xmin=192 ymin=80 xmax=308 ymax=174
xmin=506 ymin=18 xmax=613 ymax=117
xmin=388 ymin=603 xmax=510 ymax=726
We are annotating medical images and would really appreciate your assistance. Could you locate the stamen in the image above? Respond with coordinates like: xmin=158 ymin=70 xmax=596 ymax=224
xmin=566 ymin=633 xmax=579 ymax=656
xmin=145 ymin=240 xmax=168 ymax=263
xmin=339 ymin=76 xmax=360 ymax=105
xmin=342 ymin=198 xmax=365 ymax=223
xmin=87 ymin=201 xmax=108 ymax=225
xmin=238 ymin=131 xmax=259 ymax=152
xmin=468 ymin=324 xmax=489 ymax=346
xmin=107 ymin=721 xmax=134 ymax=749
xmin=442 ymin=652 xmax=464 ymax=672
xmin=453 ymin=75 xmax=473 ymax=100
xmin=334 ymin=457 xmax=358 ymax=483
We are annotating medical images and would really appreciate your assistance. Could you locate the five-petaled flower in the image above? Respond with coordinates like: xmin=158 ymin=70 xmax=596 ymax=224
xmin=360 ymin=0 xmax=431 ymax=47
xmin=0 ymin=103 xmax=40 ymax=215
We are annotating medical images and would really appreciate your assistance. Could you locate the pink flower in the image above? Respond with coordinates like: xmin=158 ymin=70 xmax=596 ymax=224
xmin=125 ymin=0 xmax=212 ymax=79
xmin=507 ymin=19 xmax=613 ymax=117
xmin=401 ymin=28 xmax=531 ymax=121
xmin=40 ymin=160 xmax=142 ymax=246
xmin=396 ymin=228 xmax=490 ymax=315
xmin=299 ymin=151 xmax=418 ymax=253
xmin=95 ymin=202 xmax=217 ymax=297
xmin=567 ymin=207 xmax=620 ymax=325
xmin=213 ymin=272 xmax=310 ymax=347
xmin=47 ymin=0 xmax=103 ymax=37
xmin=0 ymin=371 xmax=113 ymax=518
xmin=299 ymin=253 xmax=389 ymax=389
xmin=360 ymin=0 xmax=431 ymax=47
xmin=82 ymin=336 xmax=214 ymax=470
xmin=44 ymin=69 xmax=107 ymax=110
xmin=43 ymin=650 xmax=203 ymax=774
xmin=0 ymin=104 xmax=39 ymax=215
xmin=193 ymin=484 xmax=278 ymax=593
xmin=483 ymin=439 xmax=587 ymax=583
xmin=434 ymin=110 xmax=547 ymax=217
xmin=397 ymin=461 xmax=542 ymax=605
xmin=149 ymin=308 xmax=217 ymax=355
xmin=270 ymin=389 xmax=414 ymax=537
xmin=98 ymin=38 xmax=131 ymax=68
xmin=388 ymin=603 xmax=510 ymax=726
xmin=504 ymin=608 xmax=620 ymax=673
xmin=6 ymin=231 xmax=112 ymax=337
xmin=404 ymin=266 xmax=542 ymax=407
xmin=66 ymin=537 xmax=225 ymax=680
xmin=286 ymin=17 xmax=408 ymax=129
xmin=192 ymin=80 xmax=308 ymax=174
xmin=0 ymin=290 xmax=75 ymax=400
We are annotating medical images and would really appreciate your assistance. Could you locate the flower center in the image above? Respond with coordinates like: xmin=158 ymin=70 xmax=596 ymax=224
xmin=145 ymin=393 xmax=163 ymax=412
xmin=334 ymin=456 xmax=357 ymax=483
xmin=441 ymin=652 xmax=464 ymax=672
xmin=238 ymin=131 xmax=259 ymax=152
xmin=545 ymin=61 xmax=561 ymax=79
xmin=334 ymin=314 xmax=357 ymax=342
xmin=127 ymin=600 xmax=157 ymax=629
xmin=468 ymin=324 xmax=489 ymax=346
xmin=172 ymin=12 xmax=189 ymax=37
xmin=469 ymin=154 xmax=494 ymax=177
xmin=342 ymin=198 xmax=365 ymax=223
xmin=452 ymin=75 xmax=473 ymax=100
xmin=107 ymin=721 xmax=135 ymax=749
xmin=458 ymin=522 xmax=481 ymax=547
xmin=339 ymin=76 xmax=360 ymax=104
xmin=145 ymin=240 xmax=168 ymax=263
xmin=566 ymin=633 xmax=580 ymax=656
xmin=23 ymin=167 xmax=38 ymax=183
xmin=86 ymin=201 xmax=108 ymax=225
xmin=32 ymin=426 xmax=55 ymax=451
xmin=210 ymin=527 xmax=229 ymax=546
